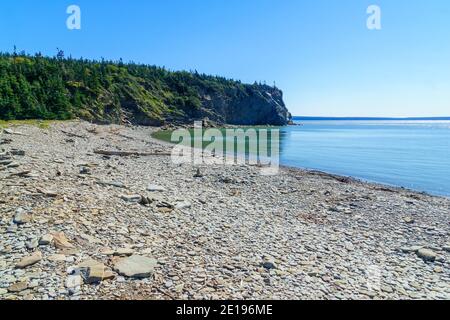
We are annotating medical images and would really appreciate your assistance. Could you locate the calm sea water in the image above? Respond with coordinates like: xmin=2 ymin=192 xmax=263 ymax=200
xmin=279 ymin=120 xmax=450 ymax=196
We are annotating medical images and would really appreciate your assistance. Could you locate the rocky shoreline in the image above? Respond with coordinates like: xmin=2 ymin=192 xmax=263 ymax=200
xmin=1 ymin=121 xmax=449 ymax=300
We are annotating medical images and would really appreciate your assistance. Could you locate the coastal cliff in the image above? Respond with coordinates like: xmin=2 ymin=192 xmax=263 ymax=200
xmin=198 ymin=85 xmax=290 ymax=126
xmin=0 ymin=53 xmax=291 ymax=126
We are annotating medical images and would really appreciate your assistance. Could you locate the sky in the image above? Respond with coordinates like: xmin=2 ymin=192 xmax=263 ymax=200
xmin=0 ymin=0 xmax=449 ymax=117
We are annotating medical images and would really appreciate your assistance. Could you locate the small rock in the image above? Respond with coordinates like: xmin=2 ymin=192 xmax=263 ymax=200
xmin=261 ymin=256 xmax=277 ymax=270
xmin=16 ymin=251 xmax=42 ymax=268
xmin=96 ymin=181 xmax=127 ymax=189
xmin=175 ymin=201 xmax=192 ymax=210
xmin=345 ymin=243 xmax=355 ymax=251
xmin=8 ymin=281 xmax=28 ymax=293
xmin=120 ymin=194 xmax=142 ymax=203
xmin=85 ymin=265 xmax=115 ymax=284
xmin=13 ymin=208 xmax=31 ymax=225
xmin=66 ymin=275 xmax=83 ymax=289
xmin=443 ymin=245 xmax=450 ymax=252
xmin=39 ymin=234 xmax=54 ymax=246
xmin=7 ymin=224 xmax=18 ymax=233
xmin=52 ymin=232 xmax=75 ymax=250
xmin=381 ymin=285 xmax=393 ymax=293
xmin=113 ymin=255 xmax=158 ymax=278
xmin=401 ymin=246 xmax=423 ymax=253
xmin=156 ymin=200 xmax=174 ymax=209
xmin=147 ymin=184 xmax=167 ymax=192
xmin=25 ymin=238 xmax=39 ymax=250
xmin=114 ymin=248 xmax=134 ymax=257
xmin=79 ymin=166 xmax=91 ymax=175
xmin=403 ymin=217 xmax=415 ymax=224
xmin=434 ymin=266 xmax=443 ymax=273
xmin=139 ymin=196 xmax=152 ymax=206
xmin=10 ymin=149 xmax=25 ymax=156
xmin=157 ymin=207 xmax=174 ymax=214
xmin=36 ymin=188 xmax=58 ymax=198
xmin=2 ymin=275 xmax=16 ymax=283
xmin=417 ymin=249 xmax=436 ymax=262
xmin=175 ymin=284 xmax=184 ymax=293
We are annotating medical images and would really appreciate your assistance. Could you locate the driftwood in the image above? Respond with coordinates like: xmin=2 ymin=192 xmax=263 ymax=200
xmin=95 ymin=180 xmax=128 ymax=189
xmin=36 ymin=187 xmax=58 ymax=197
xmin=3 ymin=129 xmax=27 ymax=136
xmin=61 ymin=130 xmax=87 ymax=139
xmin=93 ymin=149 xmax=171 ymax=157
xmin=7 ymin=170 xmax=31 ymax=178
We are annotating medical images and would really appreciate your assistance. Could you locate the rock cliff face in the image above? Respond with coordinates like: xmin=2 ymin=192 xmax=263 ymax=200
xmin=198 ymin=85 xmax=291 ymax=126
xmin=125 ymin=85 xmax=291 ymax=127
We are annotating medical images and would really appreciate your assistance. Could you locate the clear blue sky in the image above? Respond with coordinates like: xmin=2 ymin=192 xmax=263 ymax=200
xmin=1 ymin=0 xmax=449 ymax=117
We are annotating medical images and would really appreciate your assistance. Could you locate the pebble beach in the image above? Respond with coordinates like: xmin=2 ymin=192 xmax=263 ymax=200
xmin=1 ymin=121 xmax=449 ymax=300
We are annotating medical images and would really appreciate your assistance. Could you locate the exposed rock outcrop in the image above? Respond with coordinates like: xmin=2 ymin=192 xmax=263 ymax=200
xmin=198 ymin=85 xmax=291 ymax=126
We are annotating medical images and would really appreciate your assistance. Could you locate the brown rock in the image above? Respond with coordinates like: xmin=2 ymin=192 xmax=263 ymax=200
xmin=78 ymin=259 xmax=103 ymax=269
xmin=52 ymin=232 xmax=75 ymax=250
xmin=85 ymin=264 xmax=115 ymax=284
xmin=8 ymin=281 xmax=28 ymax=293
xmin=16 ymin=251 xmax=42 ymax=269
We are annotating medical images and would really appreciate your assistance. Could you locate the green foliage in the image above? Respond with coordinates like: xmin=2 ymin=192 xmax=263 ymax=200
xmin=0 ymin=52 xmax=277 ymax=124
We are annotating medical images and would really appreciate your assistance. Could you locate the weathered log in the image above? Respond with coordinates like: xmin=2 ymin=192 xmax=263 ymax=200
xmin=61 ymin=130 xmax=87 ymax=139
xmin=93 ymin=149 xmax=171 ymax=157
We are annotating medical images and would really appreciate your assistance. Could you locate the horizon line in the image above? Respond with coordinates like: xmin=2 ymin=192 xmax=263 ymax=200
xmin=293 ymin=116 xmax=450 ymax=120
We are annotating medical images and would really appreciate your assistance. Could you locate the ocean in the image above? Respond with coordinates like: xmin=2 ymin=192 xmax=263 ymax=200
xmin=280 ymin=120 xmax=450 ymax=196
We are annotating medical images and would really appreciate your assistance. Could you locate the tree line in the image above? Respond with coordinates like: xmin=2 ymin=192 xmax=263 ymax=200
xmin=0 ymin=51 xmax=279 ymax=124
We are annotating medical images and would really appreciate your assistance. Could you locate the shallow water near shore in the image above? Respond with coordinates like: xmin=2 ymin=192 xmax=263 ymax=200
xmin=152 ymin=120 xmax=450 ymax=197
xmin=281 ymin=120 xmax=450 ymax=197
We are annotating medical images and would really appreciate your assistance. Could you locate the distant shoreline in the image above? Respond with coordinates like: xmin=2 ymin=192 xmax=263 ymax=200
xmin=293 ymin=116 xmax=450 ymax=121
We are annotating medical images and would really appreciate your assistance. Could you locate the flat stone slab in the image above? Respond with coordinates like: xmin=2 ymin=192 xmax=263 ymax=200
xmin=16 ymin=251 xmax=42 ymax=268
xmin=113 ymin=255 xmax=157 ymax=278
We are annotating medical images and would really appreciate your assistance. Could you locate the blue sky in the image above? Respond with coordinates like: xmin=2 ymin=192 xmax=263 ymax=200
xmin=1 ymin=0 xmax=449 ymax=117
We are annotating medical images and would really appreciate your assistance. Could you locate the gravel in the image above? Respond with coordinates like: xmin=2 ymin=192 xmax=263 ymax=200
xmin=0 ymin=121 xmax=449 ymax=300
